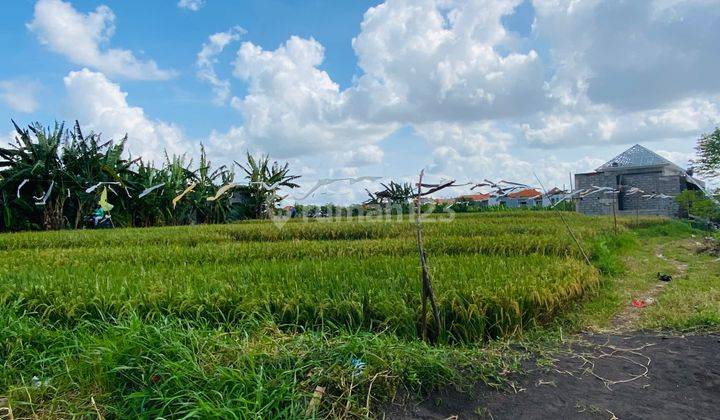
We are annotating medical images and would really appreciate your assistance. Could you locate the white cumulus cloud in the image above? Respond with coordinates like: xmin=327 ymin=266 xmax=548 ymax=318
xmin=347 ymin=0 xmax=547 ymax=123
xmin=30 ymin=0 xmax=720 ymax=203
xmin=231 ymin=36 xmax=397 ymax=158
xmin=63 ymin=69 xmax=189 ymax=162
xmin=197 ymin=26 xmax=246 ymax=105
xmin=178 ymin=0 xmax=205 ymax=11
xmin=28 ymin=0 xmax=174 ymax=81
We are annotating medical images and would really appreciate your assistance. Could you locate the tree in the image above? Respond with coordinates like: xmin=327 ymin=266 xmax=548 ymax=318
xmin=675 ymin=190 xmax=699 ymax=217
xmin=365 ymin=181 xmax=415 ymax=210
xmin=0 ymin=122 xmax=68 ymax=230
xmin=61 ymin=121 xmax=135 ymax=228
xmin=675 ymin=189 xmax=719 ymax=222
xmin=694 ymin=127 xmax=720 ymax=178
xmin=185 ymin=144 xmax=235 ymax=224
xmin=235 ymin=152 xmax=301 ymax=219
xmin=0 ymin=121 xmax=305 ymax=230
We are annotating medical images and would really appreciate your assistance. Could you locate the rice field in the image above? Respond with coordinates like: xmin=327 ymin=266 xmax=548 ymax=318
xmin=0 ymin=211 xmax=640 ymax=417
xmin=0 ymin=212 xmax=618 ymax=342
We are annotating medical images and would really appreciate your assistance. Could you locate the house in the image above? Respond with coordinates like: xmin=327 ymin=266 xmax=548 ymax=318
xmin=456 ymin=193 xmax=492 ymax=206
xmin=497 ymin=188 xmax=543 ymax=208
xmin=434 ymin=193 xmax=493 ymax=207
xmin=543 ymin=187 xmax=569 ymax=207
xmin=574 ymin=144 xmax=706 ymax=217
xmin=433 ymin=197 xmax=456 ymax=206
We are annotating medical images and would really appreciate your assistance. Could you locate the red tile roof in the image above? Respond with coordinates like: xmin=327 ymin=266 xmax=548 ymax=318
xmin=457 ymin=193 xmax=492 ymax=201
xmin=507 ymin=188 xmax=542 ymax=199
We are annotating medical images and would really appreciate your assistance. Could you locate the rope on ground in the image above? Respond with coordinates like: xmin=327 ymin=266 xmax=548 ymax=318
xmin=573 ymin=342 xmax=656 ymax=390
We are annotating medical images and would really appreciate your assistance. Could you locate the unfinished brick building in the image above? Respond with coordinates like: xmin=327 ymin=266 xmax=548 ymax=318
xmin=575 ymin=144 xmax=705 ymax=218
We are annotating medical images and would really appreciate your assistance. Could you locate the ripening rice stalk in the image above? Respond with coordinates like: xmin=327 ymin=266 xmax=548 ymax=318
xmin=0 ymin=212 xmax=614 ymax=343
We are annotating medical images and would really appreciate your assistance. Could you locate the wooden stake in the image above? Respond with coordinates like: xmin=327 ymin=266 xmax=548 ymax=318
xmin=612 ymin=190 xmax=618 ymax=235
xmin=415 ymin=170 xmax=441 ymax=342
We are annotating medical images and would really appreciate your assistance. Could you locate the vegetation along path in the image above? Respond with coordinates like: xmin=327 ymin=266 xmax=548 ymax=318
xmin=388 ymin=222 xmax=720 ymax=419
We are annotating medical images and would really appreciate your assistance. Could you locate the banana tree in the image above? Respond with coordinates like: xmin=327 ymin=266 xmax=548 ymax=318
xmin=61 ymin=121 xmax=137 ymax=227
xmin=235 ymin=152 xmax=301 ymax=219
xmin=0 ymin=121 xmax=69 ymax=230
xmin=181 ymin=144 xmax=232 ymax=224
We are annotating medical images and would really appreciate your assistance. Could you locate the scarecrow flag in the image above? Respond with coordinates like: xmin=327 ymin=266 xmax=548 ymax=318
xmin=99 ymin=186 xmax=114 ymax=212
xmin=138 ymin=182 xmax=165 ymax=199
xmin=207 ymin=183 xmax=237 ymax=201
xmin=172 ymin=182 xmax=197 ymax=208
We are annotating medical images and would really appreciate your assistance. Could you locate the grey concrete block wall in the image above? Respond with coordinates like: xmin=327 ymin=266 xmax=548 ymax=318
xmin=575 ymin=169 xmax=684 ymax=218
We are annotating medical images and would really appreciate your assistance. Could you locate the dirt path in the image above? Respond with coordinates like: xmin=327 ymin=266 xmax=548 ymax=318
xmin=610 ymin=243 xmax=688 ymax=332
xmin=386 ymin=332 xmax=720 ymax=419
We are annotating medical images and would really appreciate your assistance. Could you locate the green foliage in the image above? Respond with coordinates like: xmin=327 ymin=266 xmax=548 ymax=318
xmin=588 ymin=233 xmax=637 ymax=276
xmin=0 ymin=121 xmax=298 ymax=231
xmin=632 ymin=219 xmax=698 ymax=238
xmin=694 ymin=127 xmax=720 ymax=178
xmin=0 ymin=121 xmax=68 ymax=230
xmin=638 ymin=236 xmax=720 ymax=331
xmin=0 ymin=212 xmax=677 ymax=417
xmin=364 ymin=181 xmax=416 ymax=212
xmin=0 ymin=212 xmax=620 ymax=342
xmin=675 ymin=190 xmax=719 ymax=222
xmin=0 ymin=308 xmax=510 ymax=418
xmin=235 ymin=152 xmax=301 ymax=219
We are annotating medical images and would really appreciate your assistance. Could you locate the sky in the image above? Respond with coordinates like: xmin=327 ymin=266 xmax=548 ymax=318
xmin=1 ymin=0 xmax=719 ymax=204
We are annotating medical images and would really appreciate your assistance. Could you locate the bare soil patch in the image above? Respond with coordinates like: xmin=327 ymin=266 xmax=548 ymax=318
xmin=385 ymin=332 xmax=720 ymax=419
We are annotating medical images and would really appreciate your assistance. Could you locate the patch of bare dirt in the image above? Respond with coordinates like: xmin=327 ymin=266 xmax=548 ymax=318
xmin=385 ymin=332 xmax=720 ymax=420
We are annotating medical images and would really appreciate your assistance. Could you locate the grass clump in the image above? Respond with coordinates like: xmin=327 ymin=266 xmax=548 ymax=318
xmin=0 ymin=212 xmax=612 ymax=343
xmin=589 ymin=232 xmax=638 ymax=276
xmin=1 ymin=308 xmax=517 ymax=418
xmin=638 ymin=238 xmax=720 ymax=331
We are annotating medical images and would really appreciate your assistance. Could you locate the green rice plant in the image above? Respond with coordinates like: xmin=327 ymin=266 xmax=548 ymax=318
xmin=0 ymin=213 xmax=608 ymax=343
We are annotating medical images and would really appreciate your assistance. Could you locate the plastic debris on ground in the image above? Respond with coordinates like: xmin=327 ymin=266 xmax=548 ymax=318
xmin=350 ymin=357 xmax=366 ymax=377
xmin=632 ymin=297 xmax=656 ymax=308
xmin=656 ymin=272 xmax=672 ymax=282
xmin=31 ymin=376 xmax=49 ymax=388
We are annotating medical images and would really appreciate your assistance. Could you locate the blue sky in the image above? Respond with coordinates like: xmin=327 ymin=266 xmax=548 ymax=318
xmin=1 ymin=0 xmax=383 ymax=136
xmin=1 ymin=0 xmax=719 ymax=203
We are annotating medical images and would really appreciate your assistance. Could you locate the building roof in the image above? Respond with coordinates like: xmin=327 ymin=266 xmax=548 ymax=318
xmin=457 ymin=193 xmax=492 ymax=202
xmin=434 ymin=197 xmax=455 ymax=205
xmin=596 ymin=144 xmax=679 ymax=172
xmin=546 ymin=187 xmax=565 ymax=196
xmin=507 ymin=188 xmax=542 ymax=199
